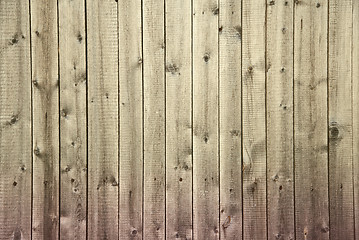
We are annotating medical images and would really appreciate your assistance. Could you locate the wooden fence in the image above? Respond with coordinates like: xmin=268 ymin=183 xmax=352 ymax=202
xmin=0 ymin=0 xmax=358 ymax=239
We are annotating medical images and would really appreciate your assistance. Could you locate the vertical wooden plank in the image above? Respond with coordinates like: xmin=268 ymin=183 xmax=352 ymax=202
xmin=165 ymin=0 xmax=193 ymax=239
xmin=143 ymin=0 xmax=166 ymax=238
xmin=353 ymin=0 xmax=359 ymax=238
xmin=192 ymin=0 xmax=219 ymax=239
xmin=119 ymin=0 xmax=143 ymax=238
xmin=0 ymin=0 xmax=31 ymax=239
xmin=218 ymin=0 xmax=242 ymax=239
xmin=242 ymin=0 xmax=267 ymax=239
xmin=58 ymin=0 xmax=87 ymax=238
xmin=266 ymin=0 xmax=294 ymax=239
xmin=294 ymin=0 xmax=329 ymax=239
xmin=31 ymin=0 xmax=60 ymax=238
xmin=87 ymin=0 xmax=119 ymax=239
xmin=328 ymin=0 xmax=354 ymax=239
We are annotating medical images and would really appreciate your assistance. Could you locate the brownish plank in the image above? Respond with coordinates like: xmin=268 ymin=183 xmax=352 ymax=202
xmin=192 ymin=0 xmax=220 ymax=239
xmin=294 ymin=1 xmax=329 ymax=239
xmin=31 ymin=0 xmax=60 ymax=238
xmin=143 ymin=0 xmax=166 ymax=238
xmin=242 ymin=0 xmax=267 ymax=239
xmin=165 ymin=0 xmax=193 ymax=239
xmin=0 ymin=0 xmax=32 ymax=239
xmin=58 ymin=0 xmax=87 ymax=238
xmin=328 ymin=0 xmax=355 ymax=239
xmin=219 ymin=0 xmax=242 ymax=239
xmin=119 ymin=0 xmax=143 ymax=238
xmin=87 ymin=0 xmax=119 ymax=239
xmin=266 ymin=0 xmax=295 ymax=239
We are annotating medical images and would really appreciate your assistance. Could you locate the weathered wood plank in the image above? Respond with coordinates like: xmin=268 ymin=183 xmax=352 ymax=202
xmin=192 ymin=0 xmax=219 ymax=239
xmin=328 ymin=0 xmax=354 ymax=239
xmin=58 ymin=0 xmax=87 ymax=238
xmin=2 ymin=1 xmax=359 ymax=238
xmin=242 ymin=0 xmax=267 ymax=239
xmin=143 ymin=0 xmax=166 ymax=238
xmin=119 ymin=0 xmax=143 ymax=239
xmin=218 ymin=0 xmax=242 ymax=239
xmin=266 ymin=0 xmax=294 ymax=239
xmin=86 ymin=0 xmax=119 ymax=239
xmin=0 ymin=1 xmax=32 ymax=239
xmin=165 ymin=0 xmax=193 ymax=239
xmin=31 ymin=0 xmax=60 ymax=238
xmin=354 ymin=0 xmax=359 ymax=238
xmin=294 ymin=1 xmax=329 ymax=239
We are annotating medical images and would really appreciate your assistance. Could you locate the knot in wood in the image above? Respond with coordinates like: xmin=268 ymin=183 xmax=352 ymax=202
xmin=329 ymin=124 xmax=339 ymax=139
xmin=203 ymin=53 xmax=210 ymax=62
xmin=34 ymin=147 xmax=40 ymax=156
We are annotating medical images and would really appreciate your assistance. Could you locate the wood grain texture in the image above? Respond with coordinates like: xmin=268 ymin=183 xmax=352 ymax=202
xmin=328 ymin=0 xmax=354 ymax=239
xmin=0 ymin=1 xmax=358 ymax=239
xmin=31 ymin=0 xmax=60 ymax=238
xmin=143 ymin=0 xmax=166 ymax=238
xmin=242 ymin=0 xmax=267 ymax=239
xmin=266 ymin=0 xmax=294 ymax=239
xmin=119 ymin=0 xmax=143 ymax=239
xmin=294 ymin=1 xmax=329 ymax=239
xmin=0 ymin=0 xmax=31 ymax=239
xmin=354 ymin=0 xmax=359 ymax=238
xmin=86 ymin=0 xmax=119 ymax=239
xmin=218 ymin=0 xmax=242 ymax=239
xmin=58 ymin=0 xmax=87 ymax=239
xmin=192 ymin=0 xmax=219 ymax=239
xmin=165 ymin=0 xmax=193 ymax=239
